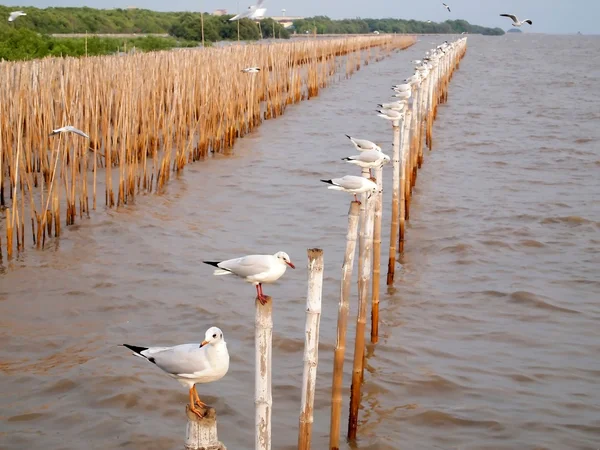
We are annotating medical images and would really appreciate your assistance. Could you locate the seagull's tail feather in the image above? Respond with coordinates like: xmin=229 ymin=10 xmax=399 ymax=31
xmin=203 ymin=261 xmax=233 ymax=276
xmin=345 ymin=134 xmax=352 ymax=140
xmin=203 ymin=261 xmax=221 ymax=268
xmin=341 ymin=157 xmax=353 ymax=161
xmin=122 ymin=344 xmax=155 ymax=361
xmin=213 ymin=269 xmax=233 ymax=276
xmin=320 ymin=179 xmax=334 ymax=185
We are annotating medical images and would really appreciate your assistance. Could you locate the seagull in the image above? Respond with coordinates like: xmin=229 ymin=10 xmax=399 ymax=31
xmin=392 ymin=91 xmax=411 ymax=99
xmin=320 ymin=175 xmax=378 ymax=203
xmin=345 ymin=135 xmax=381 ymax=152
xmin=392 ymin=84 xmax=411 ymax=92
xmin=8 ymin=11 xmax=26 ymax=22
xmin=377 ymin=101 xmax=405 ymax=111
xmin=442 ymin=2 xmax=451 ymax=12
xmin=122 ymin=326 xmax=229 ymax=419
xmin=342 ymin=150 xmax=391 ymax=177
xmin=499 ymin=14 xmax=533 ymax=27
xmin=376 ymin=109 xmax=405 ymax=121
xmin=241 ymin=67 xmax=260 ymax=73
xmin=49 ymin=126 xmax=89 ymax=139
xmin=203 ymin=252 xmax=295 ymax=304
xmin=404 ymin=74 xmax=420 ymax=85
xmin=229 ymin=0 xmax=266 ymax=21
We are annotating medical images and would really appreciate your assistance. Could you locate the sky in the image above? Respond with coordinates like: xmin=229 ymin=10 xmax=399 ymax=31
xmin=3 ymin=0 xmax=600 ymax=34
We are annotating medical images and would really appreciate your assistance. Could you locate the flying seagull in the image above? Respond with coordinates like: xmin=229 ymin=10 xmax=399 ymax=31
xmin=442 ymin=2 xmax=451 ymax=12
xmin=500 ymin=14 xmax=533 ymax=27
xmin=49 ymin=126 xmax=90 ymax=139
xmin=321 ymin=175 xmax=378 ymax=203
xmin=203 ymin=252 xmax=295 ymax=304
xmin=229 ymin=0 xmax=266 ymax=21
xmin=122 ymin=326 xmax=229 ymax=419
xmin=8 ymin=11 xmax=26 ymax=22
xmin=241 ymin=67 xmax=260 ymax=73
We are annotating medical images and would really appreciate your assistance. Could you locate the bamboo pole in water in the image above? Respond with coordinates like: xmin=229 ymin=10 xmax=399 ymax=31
xmin=348 ymin=168 xmax=376 ymax=440
xmin=371 ymin=164 xmax=385 ymax=343
xmin=399 ymin=109 xmax=412 ymax=253
xmin=298 ymin=248 xmax=324 ymax=450
xmin=184 ymin=406 xmax=226 ymax=450
xmin=386 ymin=117 xmax=402 ymax=283
xmin=329 ymin=201 xmax=360 ymax=450
xmin=255 ymin=297 xmax=273 ymax=450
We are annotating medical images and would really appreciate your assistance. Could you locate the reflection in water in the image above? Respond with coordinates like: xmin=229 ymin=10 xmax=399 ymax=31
xmin=1 ymin=35 xmax=600 ymax=450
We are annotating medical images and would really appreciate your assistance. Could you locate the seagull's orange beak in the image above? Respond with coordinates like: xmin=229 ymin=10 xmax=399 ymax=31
xmin=286 ymin=261 xmax=296 ymax=269
xmin=200 ymin=340 xmax=209 ymax=348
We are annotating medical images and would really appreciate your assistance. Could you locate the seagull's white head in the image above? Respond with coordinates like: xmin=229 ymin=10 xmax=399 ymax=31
xmin=275 ymin=251 xmax=295 ymax=269
xmin=201 ymin=326 xmax=225 ymax=347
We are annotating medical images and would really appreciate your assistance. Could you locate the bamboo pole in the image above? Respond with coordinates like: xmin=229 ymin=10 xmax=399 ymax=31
xmin=329 ymin=201 xmax=360 ymax=450
xmin=255 ymin=297 xmax=273 ymax=450
xmin=399 ymin=109 xmax=412 ymax=253
xmin=184 ymin=406 xmax=226 ymax=450
xmin=298 ymin=248 xmax=324 ymax=450
xmin=371 ymin=164 xmax=384 ymax=343
xmin=386 ymin=117 xmax=402 ymax=284
xmin=348 ymin=169 xmax=376 ymax=440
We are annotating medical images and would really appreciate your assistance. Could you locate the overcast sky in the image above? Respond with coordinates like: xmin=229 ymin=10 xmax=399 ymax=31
xmin=3 ymin=0 xmax=599 ymax=34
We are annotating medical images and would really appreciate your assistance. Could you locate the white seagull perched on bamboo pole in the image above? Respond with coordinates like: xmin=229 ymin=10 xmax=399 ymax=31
xmin=376 ymin=109 xmax=405 ymax=121
xmin=122 ymin=326 xmax=229 ymax=419
xmin=377 ymin=101 xmax=406 ymax=111
xmin=321 ymin=175 xmax=378 ymax=204
xmin=442 ymin=2 xmax=451 ymax=12
xmin=229 ymin=0 xmax=267 ymax=21
xmin=241 ymin=66 xmax=260 ymax=73
xmin=49 ymin=126 xmax=90 ymax=139
xmin=499 ymin=14 xmax=533 ymax=27
xmin=345 ymin=134 xmax=381 ymax=152
xmin=342 ymin=150 xmax=390 ymax=177
xmin=392 ymin=83 xmax=411 ymax=92
xmin=8 ymin=11 xmax=26 ymax=22
xmin=203 ymin=252 xmax=295 ymax=304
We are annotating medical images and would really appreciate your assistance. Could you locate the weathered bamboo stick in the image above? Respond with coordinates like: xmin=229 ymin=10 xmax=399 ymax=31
xmin=255 ymin=297 xmax=273 ymax=450
xmin=399 ymin=109 xmax=412 ymax=253
xmin=386 ymin=117 xmax=402 ymax=284
xmin=298 ymin=248 xmax=324 ymax=450
xmin=329 ymin=201 xmax=360 ymax=450
xmin=348 ymin=169 xmax=376 ymax=440
xmin=184 ymin=406 xmax=226 ymax=450
xmin=371 ymin=164 xmax=384 ymax=343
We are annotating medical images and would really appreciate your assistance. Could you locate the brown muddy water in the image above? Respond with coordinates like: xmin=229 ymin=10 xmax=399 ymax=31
xmin=1 ymin=34 xmax=600 ymax=450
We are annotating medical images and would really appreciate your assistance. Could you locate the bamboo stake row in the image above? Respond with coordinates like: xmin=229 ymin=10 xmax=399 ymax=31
xmin=0 ymin=35 xmax=416 ymax=261
xmin=327 ymin=37 xmax=468 ymax=448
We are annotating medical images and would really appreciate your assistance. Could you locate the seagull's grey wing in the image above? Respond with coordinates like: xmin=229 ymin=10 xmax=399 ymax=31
xmin=358 ymin=151 xmax=384 ymax=163
xmin=354 ymin=138 xmax=375 ymax=149
xmin=333 ymin=176 xmax=366 ymax=190
xmin=146 ymin=344 xmax=209 ymax=376
xmin=219 ymin=254 xmax=273 ymax=278
xmin=500 ymin=14 xmax=518 ymax=22
xmin=256 ymin=0 xmax=265 ymax=7
xmin=72 ymin=128 xmax=90 ymax=139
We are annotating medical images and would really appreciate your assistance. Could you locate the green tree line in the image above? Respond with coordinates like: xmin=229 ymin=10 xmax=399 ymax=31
xmin=0 ymin=6 xmax=503 ymax=61
xmin=292 ymin=16 xmax=504 ymax=36
xmin=0 ymin=29 xmax=197 ymax=61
